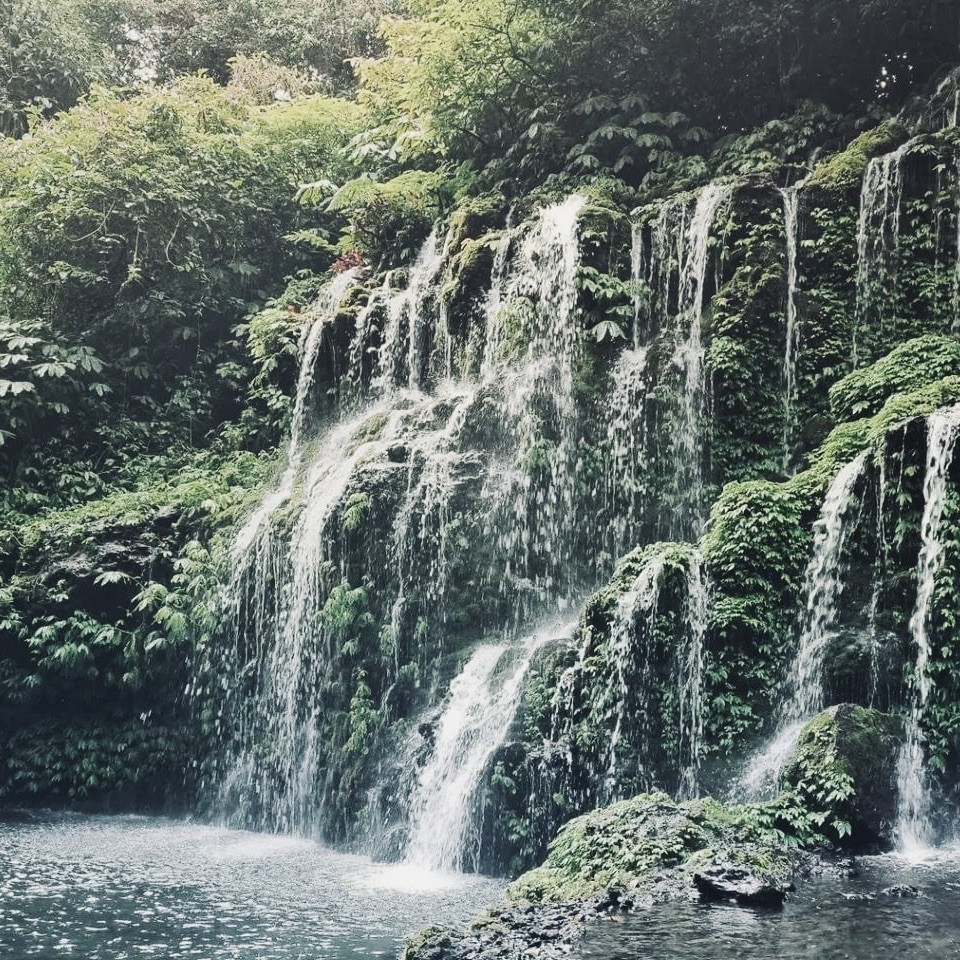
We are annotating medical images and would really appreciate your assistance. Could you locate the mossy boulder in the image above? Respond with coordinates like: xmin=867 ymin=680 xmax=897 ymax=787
xmin=783 ymin=703 xmax=903 ymax=850
xmin=506 ymin=792 xmax=795 ymax=906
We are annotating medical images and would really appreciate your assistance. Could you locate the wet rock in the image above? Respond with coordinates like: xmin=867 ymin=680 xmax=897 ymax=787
xmin=693 ymin=856 xmax=795 ymax=907
xmin=882 ymin=884 xmax=920 ymax=898
xmin=783 ymin=703 xmax=903 ymax=850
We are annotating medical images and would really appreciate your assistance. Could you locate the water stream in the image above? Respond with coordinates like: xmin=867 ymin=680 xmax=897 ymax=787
xmin=855 ymin=139 xmax=915 ymax=343
xmin=405 ymin=616 xmax=578 ymax=872
xmin=780 ymin=185 xmax=802 ymax=473
xmin=739 ymin=452 xmax=869 ymax=798
xmin=895 ymin=405 xmax=960 ymax=850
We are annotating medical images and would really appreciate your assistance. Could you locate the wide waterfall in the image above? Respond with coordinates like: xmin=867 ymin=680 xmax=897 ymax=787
xmin=204 ymin=193 xmax=672 ymax=858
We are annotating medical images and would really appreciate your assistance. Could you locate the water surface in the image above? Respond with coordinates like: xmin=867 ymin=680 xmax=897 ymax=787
xmin=578 ymin=847 xmax=960 ymax=959
xmin=0 ymin=814 xmax=504 ymax=959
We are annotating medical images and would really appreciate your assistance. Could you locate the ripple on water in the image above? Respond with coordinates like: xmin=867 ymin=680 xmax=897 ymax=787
xmin=577 ymin=850 xmax=960 ymax=960
xmin=0 ymin=815 xmax=505 ymax=959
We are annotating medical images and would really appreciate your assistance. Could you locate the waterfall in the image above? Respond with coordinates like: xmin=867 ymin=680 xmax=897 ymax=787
xmin=739 ymin=452 xmax=869 ymax=798
xmin=855 ymin=139 xmax=914 ymax=344
xmin=404 ymin=617 xmax=577 ymax=872
xmin=480 ymin=193 xmax=587 ymax=601
xmin=954 ymin=175 xmax=960 ymax=330
xmin=670 ymin=183 xmax=732 ymax=538
xmin=677 ymin=553 xmax=708 ymax=801
xmin=636 ymin=183 xmax=732 ymax=538
xmin=604 ymin=346 xmax=650 ymax=562
xmin=601 ymin=554 xmax=666 ymax=801
xmin=895 ymin=405 xmax=960 ymax=851
xmin=548 ymin=547 xmax=708 ymax=806
xmin=480 ymin=213 xmax=514 ymax=379
xmin=780 ymin=185 xmax=801 ymax=473
xmin=216 ymin=403 xmax=403 ymax=833
xmin=208 ymin=195 xmax=608 ymax=861
xmin=230 ymin=269 xmax=360 ymax=560
xmin=375 ymin=229 xmax=446 ymax=392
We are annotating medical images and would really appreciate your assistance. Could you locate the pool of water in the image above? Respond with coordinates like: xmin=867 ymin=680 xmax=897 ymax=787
xmin=577 ymin=845 xmax=960 ymax=959
xmin=0 ymin=814 xmax=505 ymax=959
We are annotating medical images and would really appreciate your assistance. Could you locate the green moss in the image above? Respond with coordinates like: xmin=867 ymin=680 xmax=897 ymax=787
xmin=400 ymin=926 xmax=451 ymax=960
xmin=505 ymin=792 xmax=797 ymax=905
xmin=829 ymin=335 xmax=960 ymax=422
xmin=806 ymin=120 xmax=909 ymax=193
xmin=783 ymin=704 xmax=902 ymax=844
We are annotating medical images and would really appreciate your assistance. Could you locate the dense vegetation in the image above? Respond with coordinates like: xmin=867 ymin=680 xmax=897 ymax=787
xmin=1 ymin=0 xmax=960 ymax=889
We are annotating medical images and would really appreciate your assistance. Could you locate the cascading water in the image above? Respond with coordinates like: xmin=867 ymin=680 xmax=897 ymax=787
xmin=954 ymin=176 xmax=960 ymax=330
xmin=669 ymin=183 xmax=733 ymax=539
xmin=635 ymin=183 xmax=733 ymax=539
xmin=375 ymin=229 xmax=445 ymax=392
xmin=677 ymin=553 xmax=708 ymax=801
xmin=208 ymin=194 xmax=621 ymax=864
xmin=404 ymin=617 xmax=577 ymax=872
xmin=739 ymin=452 xmax=869 ymax=798
xmin=480 ymin=214 xmax=514 ymax=380
xmin=600 ymin=554 xmax=666 ymax=801
xmin=604 ymin=346 xmax=650 ymax=562
xmin=780 ymin=185 xmax=802 ymax=473
xmin=855 ymin=139 xmax=914 ymax=345
xmin=895 ymin=405 xmax=960 ymax=851
xmin=479 ymin=193 xmax=587 ymax=602
xmin=549 ymin=547 xmax=708 ymax=807
xmin=230 ymin=269 xmax=360 ymax=560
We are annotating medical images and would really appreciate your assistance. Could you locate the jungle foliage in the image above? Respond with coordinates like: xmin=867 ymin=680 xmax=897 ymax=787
xmin=2 ymin=0 xmax=960 ymax=871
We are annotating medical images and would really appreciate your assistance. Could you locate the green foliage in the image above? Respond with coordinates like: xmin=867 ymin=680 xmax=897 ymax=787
xmin=355 ymin=0 xmax=956 ymax=190
xmin=0 ymin=80 xmax=363 ymax=477
xmin=345 ymin=669 xmax=380 ymax=756
xmin=316 ymin=168 xmax=448 ymax=262
xmin=0 ymin=0 xmax=106 ymax=136
xmin=829 ymin=336 xmax=960 ymax=422
xmin=2 ymin=719 xmax=186 ymax=802
xmin=806 ymin=121 xmax=908 ymax=193
xmin=320 ymin=582 xmax=375 ymax=658
xmin=782 ymin=705 xmax=902 ymax=845
xmin=506 ymin=791 xmax=799 ymax=905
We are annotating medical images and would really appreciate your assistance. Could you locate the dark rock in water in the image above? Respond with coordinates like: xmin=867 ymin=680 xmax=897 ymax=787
xmin=693 ymin=857 xmax=795 ymax=907
xmin=882 ymin=884 xmax=920 ymax=898
xmin=783 ymin=703 xmax=903 ymax=850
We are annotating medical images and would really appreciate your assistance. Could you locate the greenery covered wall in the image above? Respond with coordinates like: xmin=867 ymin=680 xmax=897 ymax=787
xmin=1 ymin=0 xmax=960 ymax=882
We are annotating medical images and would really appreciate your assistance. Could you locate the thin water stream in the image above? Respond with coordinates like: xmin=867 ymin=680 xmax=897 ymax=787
xmin=0 ymin=814 xmax=504 ymax=959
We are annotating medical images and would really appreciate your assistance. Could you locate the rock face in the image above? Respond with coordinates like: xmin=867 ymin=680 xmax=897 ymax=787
xmin=783 ymin=703 xmax=903 ymax=849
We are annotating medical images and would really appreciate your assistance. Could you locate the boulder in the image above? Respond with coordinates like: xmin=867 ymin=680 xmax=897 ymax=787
xmin=783 ymin=703 xmax=902 ymax=850
xmin=693 ymin=851 xmax=795 ymax=907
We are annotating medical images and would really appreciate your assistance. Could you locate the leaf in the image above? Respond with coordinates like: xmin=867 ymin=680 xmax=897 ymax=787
xmin=590 ymin=320 xmax=626 ymax=342
xmin=93 ymin=571 xmax=134 ymax=587
xmin=0 ymin=380 xmax=35 ymax=396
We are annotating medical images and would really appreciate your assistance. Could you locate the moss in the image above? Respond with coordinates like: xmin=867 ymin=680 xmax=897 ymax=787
xmin=806 ymin=120 xmax=909 ymax=194
xmin=829 ymin=335 xmax=960 ymax=422
xmin=505 ymin=792 xmax=798 ymax=905
xmin=783 ymin=704 xmax=902 ymax=846
xmin=439 ymin=231 xmax=498 ymax=307
xmin=400 ymin=926 xmax=452 ymax=960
